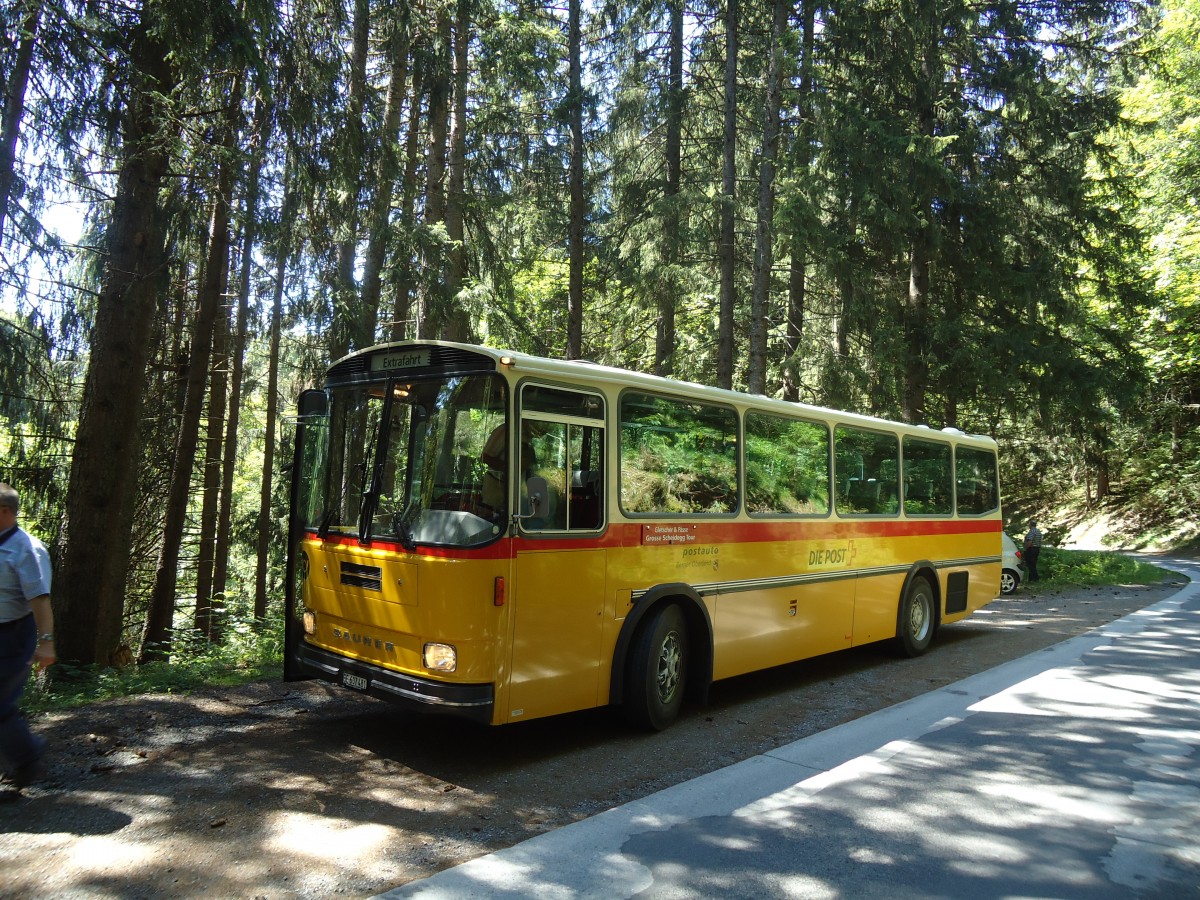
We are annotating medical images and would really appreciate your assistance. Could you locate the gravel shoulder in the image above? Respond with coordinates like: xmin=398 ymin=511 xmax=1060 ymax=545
xmin=1 ymin=571 xmax=1190 ymax=899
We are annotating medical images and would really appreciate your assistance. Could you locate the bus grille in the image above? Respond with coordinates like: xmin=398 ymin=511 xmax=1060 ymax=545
xmin=340 ymin=562 xmax=383 ymax=591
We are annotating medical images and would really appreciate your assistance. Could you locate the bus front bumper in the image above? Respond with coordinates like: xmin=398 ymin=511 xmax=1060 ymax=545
xmin=296 ymin=641 xmax=495 ymax=725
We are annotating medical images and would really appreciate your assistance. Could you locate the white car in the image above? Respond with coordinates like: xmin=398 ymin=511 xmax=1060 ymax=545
xmin=1001 ymin=532 xmax=1024 ymax=594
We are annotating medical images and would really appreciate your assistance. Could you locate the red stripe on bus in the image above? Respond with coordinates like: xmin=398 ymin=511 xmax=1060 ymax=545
xmin=307 ymin=516 xmax=1000 ymax=560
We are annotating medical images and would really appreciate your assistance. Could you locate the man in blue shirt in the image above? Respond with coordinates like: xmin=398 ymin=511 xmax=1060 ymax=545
xmin=0 ymin=483 xmax=55 ymax=794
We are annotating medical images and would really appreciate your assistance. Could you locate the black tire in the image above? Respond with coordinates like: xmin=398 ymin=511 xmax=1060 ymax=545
xmin=895 ymin=575 xmax=936 ymax=657
xmin=624 ymin=604 xmax=689 ymax=731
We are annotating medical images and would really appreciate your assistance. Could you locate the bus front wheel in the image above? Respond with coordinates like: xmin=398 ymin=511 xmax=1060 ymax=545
xmin=624 ymin=604 xmax=689 ymax=731
xmin=895 ymin=575 xmax=935 ymax=658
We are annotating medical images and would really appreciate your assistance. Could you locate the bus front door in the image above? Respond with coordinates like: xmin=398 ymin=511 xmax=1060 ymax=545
xmin=506 ymin=544 xmax=607 ymax=722
xmin=503 ymin=382 xmax=609 ymax=722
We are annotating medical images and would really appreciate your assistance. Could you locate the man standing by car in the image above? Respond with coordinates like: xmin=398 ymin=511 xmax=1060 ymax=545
xmin=1024 ymin=520 xmax=1043 ymax=583
xmin=0 ymin=483 xmax=55 ymax=794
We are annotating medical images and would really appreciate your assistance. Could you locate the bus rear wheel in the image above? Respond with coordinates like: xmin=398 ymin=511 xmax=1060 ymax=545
xmin=624 ymin=604 xmax=689 ymax=731
xmin=895 ymin=575 xmax=935 ymax=658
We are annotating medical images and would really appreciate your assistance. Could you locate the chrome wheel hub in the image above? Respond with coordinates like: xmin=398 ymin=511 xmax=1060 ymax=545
xmin=657 ymin=632 xmax=682 ymax=703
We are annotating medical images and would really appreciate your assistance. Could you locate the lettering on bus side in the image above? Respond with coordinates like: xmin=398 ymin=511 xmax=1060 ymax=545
xmin=808 ymin=544 xmax=851 ymax=567
xmin=642 ymin=523 xmax=698 ymax=545
xmin=678 ymin=546 xmax=719 ymax=571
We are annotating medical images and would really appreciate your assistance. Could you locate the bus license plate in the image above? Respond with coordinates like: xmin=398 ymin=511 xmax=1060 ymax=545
xmin=341 ymin=671 xmax=369 ymax=692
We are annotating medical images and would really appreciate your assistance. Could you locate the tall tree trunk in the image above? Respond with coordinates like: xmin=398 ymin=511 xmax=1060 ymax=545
xmin=443 ymin=0 xmax=471 ymax=342
xmin=54 ymin=20 xmax=177 ymax=667
xmin=831 ymin=191 xmax=858 ymax=390
xmin=362 ymin=11 xmax=410 ymax=331
xmin=783 ymin=240 xmax=805 ymax=400
xmin=392 ymin=66 xmax=425 ymax=342
xmin=419 ymin=12 xmax=451 ymax=339
xmin=332 ymin=0 xmax=372 ymax=358
xmin=218 ymin=99 xmax=268 ymax=616
xmin=904 ymin=0 xmax=940 ymax=425
xmin=255 ymin=164 xmax=296 ymax=622
xmin=836 ymin=251 xmax=852 ymax=361
xmin=747 ymin=0 xmax=788 ymax=395
xmin=716 ymin=0 xmax=738 ymax=390
xmin=566 ymin=0 xmax=584 ymax=359
xmin=655 ymin=0 xmax=684 ymax=377
xmin=782 ymin=0 xmax=815 ymax=403
xmin=143 ymin=73 xmax=243 ymax=662
xmin=905 ymin=233 xmax=933 ymax=424
xmin=168 ymin=269 xmax=188 ymax=413
xmin=212 ymin=243 xmax=248 ymax=620
xmin=194 ymin=289 xmax=230 ymax=639
xmin=0 ymin=0 xmax=41 ymax=241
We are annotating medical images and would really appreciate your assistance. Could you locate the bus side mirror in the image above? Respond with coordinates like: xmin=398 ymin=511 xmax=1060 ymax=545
xmin=298 ymin=389 xmax=328 ymax=418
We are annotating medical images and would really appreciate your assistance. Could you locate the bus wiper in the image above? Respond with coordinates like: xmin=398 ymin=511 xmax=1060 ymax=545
xmin=317 ymin=507 xmax=335 ymax=540
xmin=393 ymin=511 xmax=417 ymax=554
xmin=358 ymin=478 xmax=379 ymax=544
xmin=392 ymin=503 xmax=418 ymax=552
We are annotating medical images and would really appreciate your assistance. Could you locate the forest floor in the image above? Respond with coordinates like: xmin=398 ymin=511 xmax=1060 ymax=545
xmin=0 ymin=563 xmax=1192 ymax=899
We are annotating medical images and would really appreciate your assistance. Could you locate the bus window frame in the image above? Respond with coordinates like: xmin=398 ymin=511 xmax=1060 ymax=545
xmin=952 ymin=444 xmax=1000 ymax=517
xmin=617 ymin=387 xmax=741 ymax=519
xmin=900 ymin=435 xmax=954 ymax=518
xmin=743 ymin=410 xmax=833 ymax=519
xmin=833 ymin=423 xmax=901 ymax=518
xmin=516 ymin=379 xmax=608 ymax=537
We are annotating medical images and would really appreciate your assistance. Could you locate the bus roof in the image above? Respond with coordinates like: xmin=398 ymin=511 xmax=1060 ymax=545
xmin=339 ymin=340 xmax=999 ymax=449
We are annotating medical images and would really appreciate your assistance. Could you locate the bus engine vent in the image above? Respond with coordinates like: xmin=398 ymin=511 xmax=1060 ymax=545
xmin=341 ymin=562 xmax=383 ymax=591
xmin=945 ymin=571 xmax=969 ymax=614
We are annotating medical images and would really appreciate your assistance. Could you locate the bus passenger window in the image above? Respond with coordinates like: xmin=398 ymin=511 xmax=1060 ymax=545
xmin=620 ymin=392 xmax=739 ymax=515
xmin=955 ymin=446 xmax=999 ymax=515
xmin=834 ymin=426 xmax=899 ymax=516
xmin=520 ymin=422 xmax=565 ymax=529
xmin=745 ymin=412 xmax=830 ymax=515
xmin=519 ymin=384 xmax=606 ymax=532
xmin=902 ymin=437 xmax=953 ymax=516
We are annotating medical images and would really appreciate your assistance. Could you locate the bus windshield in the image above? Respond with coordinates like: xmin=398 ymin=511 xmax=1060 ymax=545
xmin=308 ymin=373 xmax=508 ymax=548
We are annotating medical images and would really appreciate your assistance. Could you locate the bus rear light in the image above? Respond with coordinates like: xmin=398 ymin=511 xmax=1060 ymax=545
xmin=424 ymin=642 xmax=457 ymax=673
xmin=302 ymin=610 xmax=317 ymax=635
xmin=494 ymin=576 xmax=506 ymax=606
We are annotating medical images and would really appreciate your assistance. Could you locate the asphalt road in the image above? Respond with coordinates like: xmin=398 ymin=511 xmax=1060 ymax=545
xmin=382 ymin=558 xmax=1200 ymax=899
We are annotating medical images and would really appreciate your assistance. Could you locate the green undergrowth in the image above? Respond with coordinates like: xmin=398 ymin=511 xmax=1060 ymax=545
xmin=21 ymin=620 xmax=284 ymax=716
xmin=1023 ymin=546 xmax=1176 ymax=590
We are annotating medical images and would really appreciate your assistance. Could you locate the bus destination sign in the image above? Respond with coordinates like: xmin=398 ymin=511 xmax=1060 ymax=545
xmin=642 ymin=523 xmax=698 ymax=545
xmin=372 ymin=349 xmax=431 ymax=372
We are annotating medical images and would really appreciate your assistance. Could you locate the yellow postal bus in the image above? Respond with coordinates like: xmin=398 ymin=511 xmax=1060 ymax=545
xmin=285 ymin=341 xmax=1002 ymax=730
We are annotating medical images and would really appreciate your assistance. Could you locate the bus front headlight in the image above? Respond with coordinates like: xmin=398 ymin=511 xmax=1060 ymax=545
xmin=302 ymin=610 xmax=317 ymax=635
xmin=423 ymin=642 xmax=457 ymax=673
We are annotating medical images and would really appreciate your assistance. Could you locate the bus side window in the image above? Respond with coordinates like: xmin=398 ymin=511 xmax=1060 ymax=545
xmin=955 ymin=446 xmax=999 ymax=515
xmin=835 ymin=426 xmax=899 ymax=516
xmin=520 ymin=423 xmax=564 ymax=529
xmin=619 ymin=392 xmax=739 ymax=515
xmin=569 ymin=426 xmax=604 ymax=529
xmin=519 ymin=384 xmax=606 ymax=532
xmin=902 ymin=437 xmax=953 ymax=516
